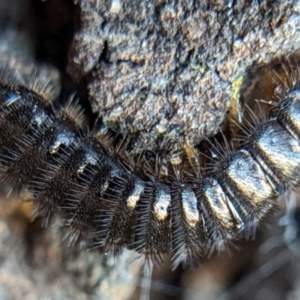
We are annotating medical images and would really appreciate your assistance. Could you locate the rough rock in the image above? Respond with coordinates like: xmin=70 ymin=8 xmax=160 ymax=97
xmin=68 ymin=0 xmax=300 ymax=150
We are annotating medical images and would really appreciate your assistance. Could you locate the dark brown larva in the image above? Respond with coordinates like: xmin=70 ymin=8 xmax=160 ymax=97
xmin=1 ymin=70 xmax=300 ymax=268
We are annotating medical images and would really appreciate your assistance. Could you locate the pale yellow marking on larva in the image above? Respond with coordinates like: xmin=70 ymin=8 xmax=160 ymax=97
xmin=153 ymin=186 xmax=171 ymax=221
xmin=76 ymin=151 xmax=98 ymax=175
xmin=181 ymin=187 xmax=199 ymax=227
xmin=49 ymin=133 xmax=74 ymax=154
xmin=126 ymin=180 xmax=144 ymax=209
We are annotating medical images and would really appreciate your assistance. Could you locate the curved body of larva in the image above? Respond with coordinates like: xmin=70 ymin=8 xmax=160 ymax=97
xmin=1 ymin=81 xmax=300 ymax=268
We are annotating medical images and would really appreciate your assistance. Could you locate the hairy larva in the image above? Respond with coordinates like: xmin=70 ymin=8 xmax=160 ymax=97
xmin=1 ymin=60 xmax=300 ymax=271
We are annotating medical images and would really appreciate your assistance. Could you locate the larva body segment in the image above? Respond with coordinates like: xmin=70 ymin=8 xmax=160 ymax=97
xmin=95 ymin=172 xmax=138 ymax=253
xmin=251 ymin=121 xmax=300 ymax=188
xmin=2 ymin=77 xmax=300 ymax=267
xmin=274 ymin=88 xmax=300 ymax=139
xmin=0 ymin=86 xmax=54 ymax=191
xmin=216 ymin=148 xmax=278 ymax=231
xmin=131 ymin=182 xmax=170 ymax=262
xmin=200 ymin=178 xmax=241 ymax=244
xmin=169 ymin=183 xmax=205 ymax=266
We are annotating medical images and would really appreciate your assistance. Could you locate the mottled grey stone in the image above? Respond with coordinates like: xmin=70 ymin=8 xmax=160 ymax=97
xmin=0 ymin=209 xmax=141 ymax=300
xmin=68 ymin=0 xmax=300 ymax=150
